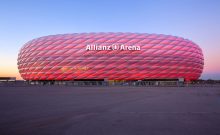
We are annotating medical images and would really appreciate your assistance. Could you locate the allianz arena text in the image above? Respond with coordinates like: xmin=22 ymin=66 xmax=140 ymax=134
xmin=17 ymin=33 xmax=204 ymax=81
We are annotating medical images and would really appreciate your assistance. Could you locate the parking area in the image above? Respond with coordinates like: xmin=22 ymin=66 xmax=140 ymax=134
xmin=0 ymin=86 xmax=220 ymax=135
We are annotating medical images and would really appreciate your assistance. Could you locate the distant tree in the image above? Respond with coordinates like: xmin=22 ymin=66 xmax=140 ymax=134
xmin=207 ymin=79 xmax=215 ymax=84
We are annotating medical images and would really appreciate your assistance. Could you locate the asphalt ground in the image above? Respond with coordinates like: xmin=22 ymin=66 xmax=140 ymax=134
xmin=0 ymin=86 xmax=220 ymax=135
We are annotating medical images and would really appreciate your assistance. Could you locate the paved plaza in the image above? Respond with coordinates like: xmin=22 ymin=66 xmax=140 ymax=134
xmin=0 ymin=86 xmax=220 ymax=135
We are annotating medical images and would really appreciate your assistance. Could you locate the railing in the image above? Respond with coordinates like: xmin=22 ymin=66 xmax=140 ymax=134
xmin=1 ymin=80 xmax=220 ymax=87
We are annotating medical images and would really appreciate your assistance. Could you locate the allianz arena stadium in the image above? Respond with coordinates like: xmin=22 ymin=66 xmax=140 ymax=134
xmin=17 ymin=33 xmax=204 ymax=82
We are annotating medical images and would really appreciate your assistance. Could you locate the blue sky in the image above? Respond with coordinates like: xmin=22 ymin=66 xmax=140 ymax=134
xmin=0 ymin=0 xmax=220 ymax=79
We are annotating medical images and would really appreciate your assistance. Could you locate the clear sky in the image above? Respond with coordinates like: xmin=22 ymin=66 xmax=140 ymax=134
xmin=0 ymin=0 xmax=220 ymax=80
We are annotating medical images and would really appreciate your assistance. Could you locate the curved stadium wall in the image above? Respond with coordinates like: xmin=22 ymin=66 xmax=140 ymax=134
xmin=17 ymin=33 xmax=204 ymax=81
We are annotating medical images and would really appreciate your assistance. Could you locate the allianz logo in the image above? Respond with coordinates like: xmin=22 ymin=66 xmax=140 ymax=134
xmin=86 ymin=44 xmax=141 ymax=51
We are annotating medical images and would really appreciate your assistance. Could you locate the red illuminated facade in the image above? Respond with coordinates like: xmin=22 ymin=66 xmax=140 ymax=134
xmin=17 ymin=33 xmax=204 ymax=81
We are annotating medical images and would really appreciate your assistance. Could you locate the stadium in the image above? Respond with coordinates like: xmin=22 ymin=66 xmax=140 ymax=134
xmin=17 ymin=33 xmax=204 ymax=85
